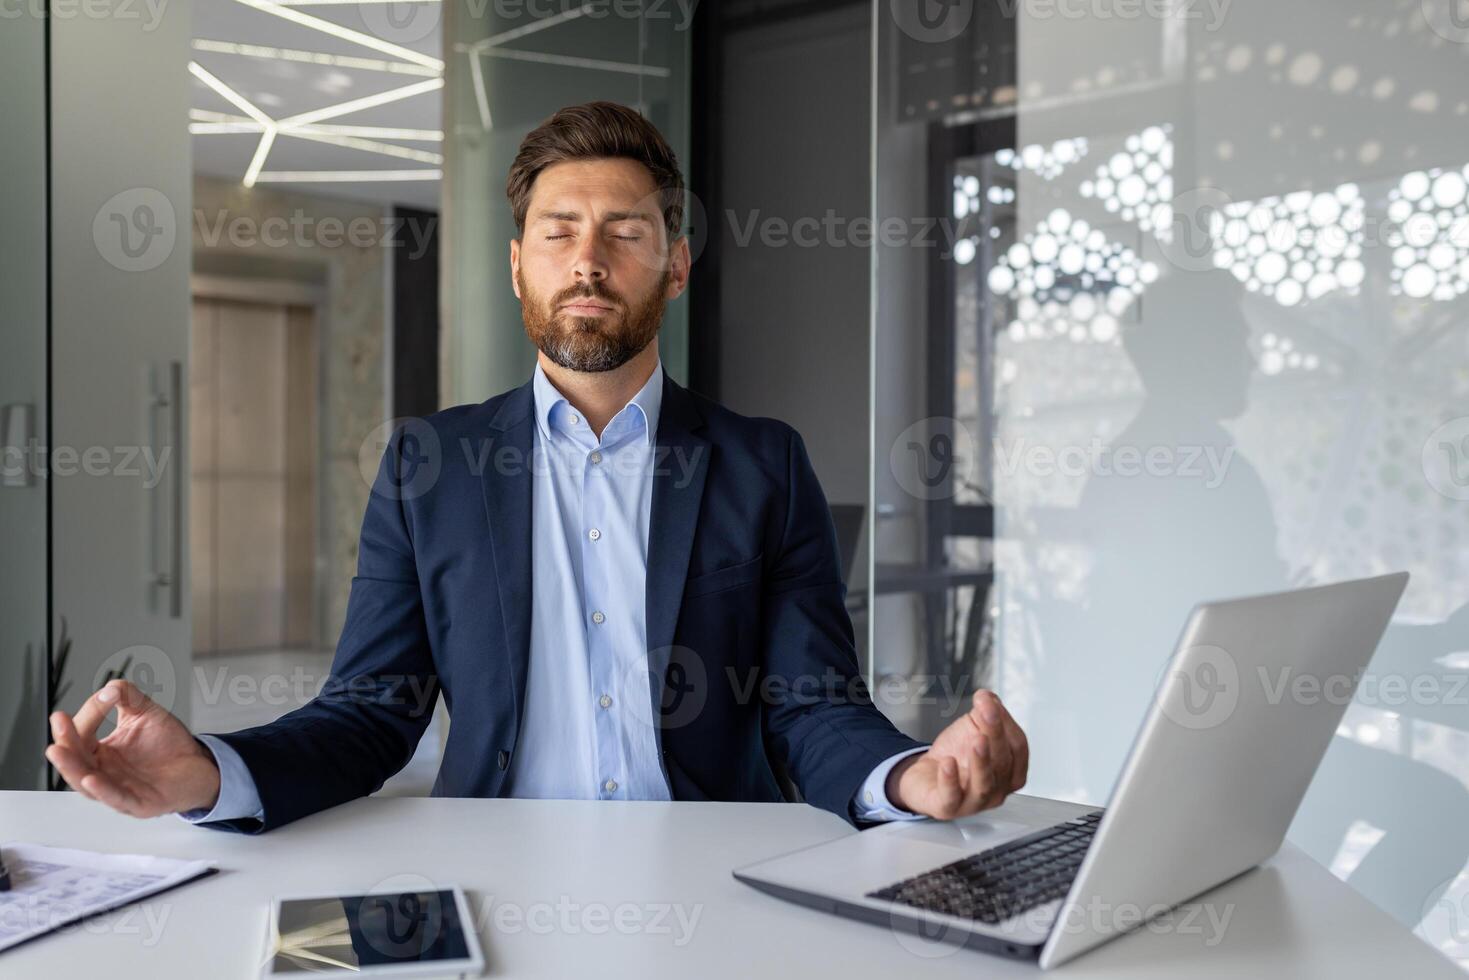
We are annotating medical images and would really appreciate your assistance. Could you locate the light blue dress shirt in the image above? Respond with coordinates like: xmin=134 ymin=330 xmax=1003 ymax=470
xmin=182 ymin=361 xmax=924 ymax=825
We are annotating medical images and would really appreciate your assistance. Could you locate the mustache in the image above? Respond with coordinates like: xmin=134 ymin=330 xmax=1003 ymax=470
xmin=554 ymin=281 xmax=624 ymax=309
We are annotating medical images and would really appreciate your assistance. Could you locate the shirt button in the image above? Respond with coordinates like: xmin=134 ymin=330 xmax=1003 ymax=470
xmin=599 ymin=693 xmax=613 ymax=709
xmin=604 ymin=779 xmax=618 ymax=793
xmin=568 ymin=413 xmax=580 ymax=425
xmin=589 ymin=450 xmax=603 ymax=464
xmin=591 ymin=610 xmax=606 ymax=624
xmin=864 ymin=790 xmax=875 ymax=805
xmin=588 ymin=527 xmax=601 ymax=541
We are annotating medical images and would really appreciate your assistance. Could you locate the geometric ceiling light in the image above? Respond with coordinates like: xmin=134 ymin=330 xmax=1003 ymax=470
xmin=189 ymin=61 xmax=279 ymax=186
xmin=458 ymin=2 xmax=668 ymax=131
xmin=994 ymin=136 xmax=1090 ymax=181
xmin=190 ymin=39 xmax=440 ymax=78
xmin=231 ymin=0 xmax=443 ymax=72
xmin=460 ymin=3 xmax=594 ymax=131
xmin=987 ymin=207 xmax=1159 ymax=345
xmin=1386 ymin=165 xmax=1469 ymax=301
xmin=189 ymin=61 xmax=444 ymax=185
xmin=465 ymin=41 xmax=673 ymax=131
xmin=278 ymin=127 xmax=442 ymax=165
xmin=253 ymin=170 xmax=441 ymax=182
xmin=273 ymin=76 xmax=444 ymax=128
xmin=188 ymin=0 xmax=445 ymax=188
xmin=190 ymin=109 xmax=442 ymax=143
xmin=1080 ymin=124 xmax=1174 ymax=241
xmin=1209 ymin=184 xmax=1366 ymax=307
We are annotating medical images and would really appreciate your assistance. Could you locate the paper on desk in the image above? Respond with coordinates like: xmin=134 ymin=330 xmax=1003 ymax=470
xmin=0 ymin=842 xmax=216 ymax=953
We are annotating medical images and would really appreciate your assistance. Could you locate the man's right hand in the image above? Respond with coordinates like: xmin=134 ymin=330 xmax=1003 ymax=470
xmin=45 ymin=679 xmax=222 ymax=818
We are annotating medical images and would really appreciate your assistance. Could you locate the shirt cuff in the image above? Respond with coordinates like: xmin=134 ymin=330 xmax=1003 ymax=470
xmin=852 ymin=746 xmax=930 ymax=822
xmin=176 ymin=734 xmax=266 ymax=825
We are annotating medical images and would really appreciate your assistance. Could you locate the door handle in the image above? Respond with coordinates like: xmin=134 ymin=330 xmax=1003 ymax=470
xmin=148 ymin=360 xmax=183 ymax=618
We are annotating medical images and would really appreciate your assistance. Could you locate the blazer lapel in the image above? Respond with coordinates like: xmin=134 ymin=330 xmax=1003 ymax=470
xmin=479 ymin=380 xmax=536 ymax=737
xmin=645 ymin=376 xmax=711 ymax=741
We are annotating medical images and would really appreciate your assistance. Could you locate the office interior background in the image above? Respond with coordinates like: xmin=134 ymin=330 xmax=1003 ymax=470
xmin=2 ymin=0 xmax=1468 ymax=970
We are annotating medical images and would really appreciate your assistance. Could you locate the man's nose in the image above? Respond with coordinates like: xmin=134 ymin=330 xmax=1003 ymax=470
xmin=572 ymin=236 xmax=609 ymax=282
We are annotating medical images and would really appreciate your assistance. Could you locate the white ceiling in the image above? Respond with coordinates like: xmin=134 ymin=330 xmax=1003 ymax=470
xmin=190 ymin=0 xmax=444 ymax=211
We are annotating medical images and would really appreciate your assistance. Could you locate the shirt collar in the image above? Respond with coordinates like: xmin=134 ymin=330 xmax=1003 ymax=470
xmin=531 ymin=357 xmax=664 ymax=447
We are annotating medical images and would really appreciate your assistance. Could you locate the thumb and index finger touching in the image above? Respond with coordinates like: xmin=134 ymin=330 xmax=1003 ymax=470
xmin=52 ymin=679 xmax=157 ymax=753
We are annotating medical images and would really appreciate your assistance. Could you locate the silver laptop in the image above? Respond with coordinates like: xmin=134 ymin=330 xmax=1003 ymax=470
xmin=734 ymin=573 xmax=1409 ymax=968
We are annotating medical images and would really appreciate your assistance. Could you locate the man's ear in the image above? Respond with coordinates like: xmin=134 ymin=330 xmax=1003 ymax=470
xmin=665 ymin=235 xmax=691 ymax=301
xmin=509 ymin=237 xmax=522 ymax=299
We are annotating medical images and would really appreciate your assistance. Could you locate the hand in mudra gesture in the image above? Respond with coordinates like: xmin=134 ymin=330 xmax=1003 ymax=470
xmin=887 ymin=689 xmax=1030 ymax=820
xmin=45 ymin=679 xmax=221 ymax=818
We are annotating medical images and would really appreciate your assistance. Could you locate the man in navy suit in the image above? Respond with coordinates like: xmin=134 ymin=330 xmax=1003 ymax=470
xmin=46 ymin=102 xmax=1028 ymax=831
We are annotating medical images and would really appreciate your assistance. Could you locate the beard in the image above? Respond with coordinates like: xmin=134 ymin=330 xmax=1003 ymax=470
xmin=519 ymin=269 xmax=670 ymax=373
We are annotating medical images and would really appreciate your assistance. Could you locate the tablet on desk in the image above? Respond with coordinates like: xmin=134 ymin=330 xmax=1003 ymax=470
xmin=262 ymin=885 xmax=484 ymax=979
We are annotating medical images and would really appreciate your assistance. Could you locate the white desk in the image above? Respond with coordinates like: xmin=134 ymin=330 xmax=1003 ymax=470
xmin=1 ymin=790 xmax=1459 ymax=978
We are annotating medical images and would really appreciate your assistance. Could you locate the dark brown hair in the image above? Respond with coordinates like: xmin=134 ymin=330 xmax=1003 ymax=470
xmin=506 ymin=101 xmax=685 ymax=242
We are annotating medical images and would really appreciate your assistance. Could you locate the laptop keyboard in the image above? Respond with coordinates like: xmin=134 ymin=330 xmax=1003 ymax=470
xmin=867 ymin=811 xmax=1104 ymax=925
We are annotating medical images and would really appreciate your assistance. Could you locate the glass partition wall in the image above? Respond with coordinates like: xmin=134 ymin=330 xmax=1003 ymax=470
xmin=874 ymin=0 xmax=1469 ymax=964
xmin=0 ymin=14 xmax=50 ymax=791
xmin=2 ymin=0 xmax=194 ymax=789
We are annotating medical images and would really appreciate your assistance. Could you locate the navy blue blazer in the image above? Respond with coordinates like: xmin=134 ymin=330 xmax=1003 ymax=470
xmin=204 ymin=373 xmax=924 ymax=833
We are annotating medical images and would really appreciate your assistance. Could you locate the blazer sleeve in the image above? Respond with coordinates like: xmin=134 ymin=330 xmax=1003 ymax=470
xmin=759 ymin=428 xmax=927 ymax=826
xmin=199 ymin=424 xmax=440 ymax=834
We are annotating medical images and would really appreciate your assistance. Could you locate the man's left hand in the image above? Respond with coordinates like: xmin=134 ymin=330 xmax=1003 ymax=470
xmin=886 ymin=689 xmax=1029 ymax=820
